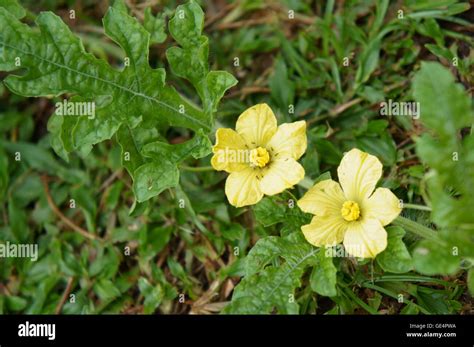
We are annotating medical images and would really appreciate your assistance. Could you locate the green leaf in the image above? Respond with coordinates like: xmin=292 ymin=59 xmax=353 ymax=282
xmin=141 ymin=129 xmax=212 ymax=163
xmin=88 ymin=246 xmax=120 ymax=279
xmin=0 ymin=148 xmax=8 ymax=202
xmin=166 ymin=1 xmax=237 ymax=115
xmin=224 ymin=264 xmax=304 ymax=314
xmin=424 ymin=44 xmax=453 ymax=62
xmin=144 ymin=8 xmax=167 ymax=44
xmin=411 ymin=61 xmax=474 ymax=275
xmin=8 ymin=196 xmax=29 ymax=242
xmin=419 ymin=19 xmax=444 ymax=46
xmin=139 ymin=226 xmax=173 ymax=257
xmin=367 ymin=291 xmax=383 ymax=311
xmin=253 ymin=195 xmax=309 ymax=234
xmin=401 ymin=303 xmax=420 ymax=315
xmin=0 ymin=0 xmax=25 ymax=19
xmin=47 ymin=113 xmax=72 ymax=162
xmin=206 ymin=71 xmax=238 ymax=112
xmin=252 ymin=197 xmax=286 ymax=227
xmin=376 ymin=226 xmax=413 ymax=273
xmin=133 ymin=161 xmax=178 ymax=203
xmin=406 ymin=1 xmax=470 ymax=18
xmin=221 ymin=223 xmax=245 ymax=241
xmin=369 ymin=0 xmax=389 ymax=38
xmin=133 ymin=130 xmax=211 ymax=202
xmin=356 ymin=133 xmax=397 ymax=166
xmin=269 ymin=58 xmax=295 ymax=112
xmin=104 ymin=181 xmax=124 ymax=210
xmin=0 ymin=2 xmax=233 ymax=202
xmin=0 ymin=8 xmax=208 ymax=131
xmin=416 ymin=286 xmax=457 ymax=314
xmin=138 ymin=277 xmax=164 ymax=313
xmin=355 ymin=38 xmax=380 ymax=88
xmin=468 ymin=268 xmax=474 ymax=296
xmin=413 ymin=62 xmax=471 ymax=138
xmin=5 ymin=295 xmax=27 ymax=311
xmin=116 ymin=124 xmax=145 ymax=177
xmin=224 ymin=233 xmax=318 ymax=314
xmin=412 ymin=239 xmax=459 ymax=275
xmin=71 ymin=185 xmax=98 ymax=231
xmin=111 ymin=0 xmax=128 ymax=13
xmin=93 ymin=279 xmax=121 ymax=301
xmin=245 ymin=236 xmax=287 ymax=276
xmin=0 ymin=141 xmax=86 ymax=184
xmin=167 ymin=258 xmax=193 ymax=289
xmin=55 ymin=96 xmax=121 ymax=158
xmin=310 ymin=248 xmax=337 ymax=297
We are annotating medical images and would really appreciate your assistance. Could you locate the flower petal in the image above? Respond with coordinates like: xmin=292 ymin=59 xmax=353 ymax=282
xmin=236 ymin=103 xmax=277 ymax=147
xmin=297 ymin=179 xmax=345 ymax=217
xmin=266 ymin=121 xmax=307 ymax=160
xmin=343 ymin=218 xmax=387 ymax=258
xmin=337 ymin=148 xmax=382 ymax=201
xmin=225 ymin=167 xmax=263 ymax=207
xmin=211 ymin=128 xmax=247 ymax=172
xmin=259 ymin=158 xmax=305 ymax=195
xmin=302 ymin=215 xmax=347 ymax=247
xmin=363 ymin=188 xmax=402 ymax=226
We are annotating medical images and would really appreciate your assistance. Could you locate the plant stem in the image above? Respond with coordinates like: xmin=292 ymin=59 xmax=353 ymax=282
xmin=180 ymin=165 xmax=214 ymax=172
xmin=403 ymin=203 xmax=432 ymax=211
xmin=367 ymin=274 xmax=455 ymax=287
xmin=392 ymin=216 xmax=440 ymax=242
xmin=285 ymin=189 xmax=298 ymax=202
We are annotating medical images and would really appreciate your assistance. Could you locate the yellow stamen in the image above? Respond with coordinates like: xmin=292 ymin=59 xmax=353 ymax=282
xmin=249 ymin=147 xmax=270 ymax=168
xmin=341 ymin=201 xmax=360 ymax=221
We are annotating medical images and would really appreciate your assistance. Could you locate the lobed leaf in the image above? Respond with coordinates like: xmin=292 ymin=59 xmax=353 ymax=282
xmin=411 ymin=62 xmax=474 ymax=275
xmin=0 ymin=1 xmax=235 ymax=202
xmin=376 ymin=226 xmax=413 ymax=274
xmin=166 ymin=1 xmax=237 ymax=116
xmin=310 ymin=249 xmax=338 ymax=297
xmin=225 ymin=233 xmax=318 ymax=314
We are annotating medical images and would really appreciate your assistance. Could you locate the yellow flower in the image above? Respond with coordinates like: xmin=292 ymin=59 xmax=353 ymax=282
xmin=297 ymin=148 xmax=402 ymax=258
xmin=211 ymin=103 xmax=307 ymax=207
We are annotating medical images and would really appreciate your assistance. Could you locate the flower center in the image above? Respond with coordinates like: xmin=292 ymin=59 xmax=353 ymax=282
xmin=249 ymin=147 xmax=270 ymax=168
xmin=341 ymin=201 xmax=360 ymax=221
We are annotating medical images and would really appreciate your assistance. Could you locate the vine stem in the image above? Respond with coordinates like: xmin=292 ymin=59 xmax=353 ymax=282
xmin=285 ymin=189 xmax=298 ymax=202
xmin=392 ymin=216 xmax=441 ymax=243
xmin=180 ymin=165 xmax=214 ymax=172
xmin=403 ymin=203 xmax=432 ymax=211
